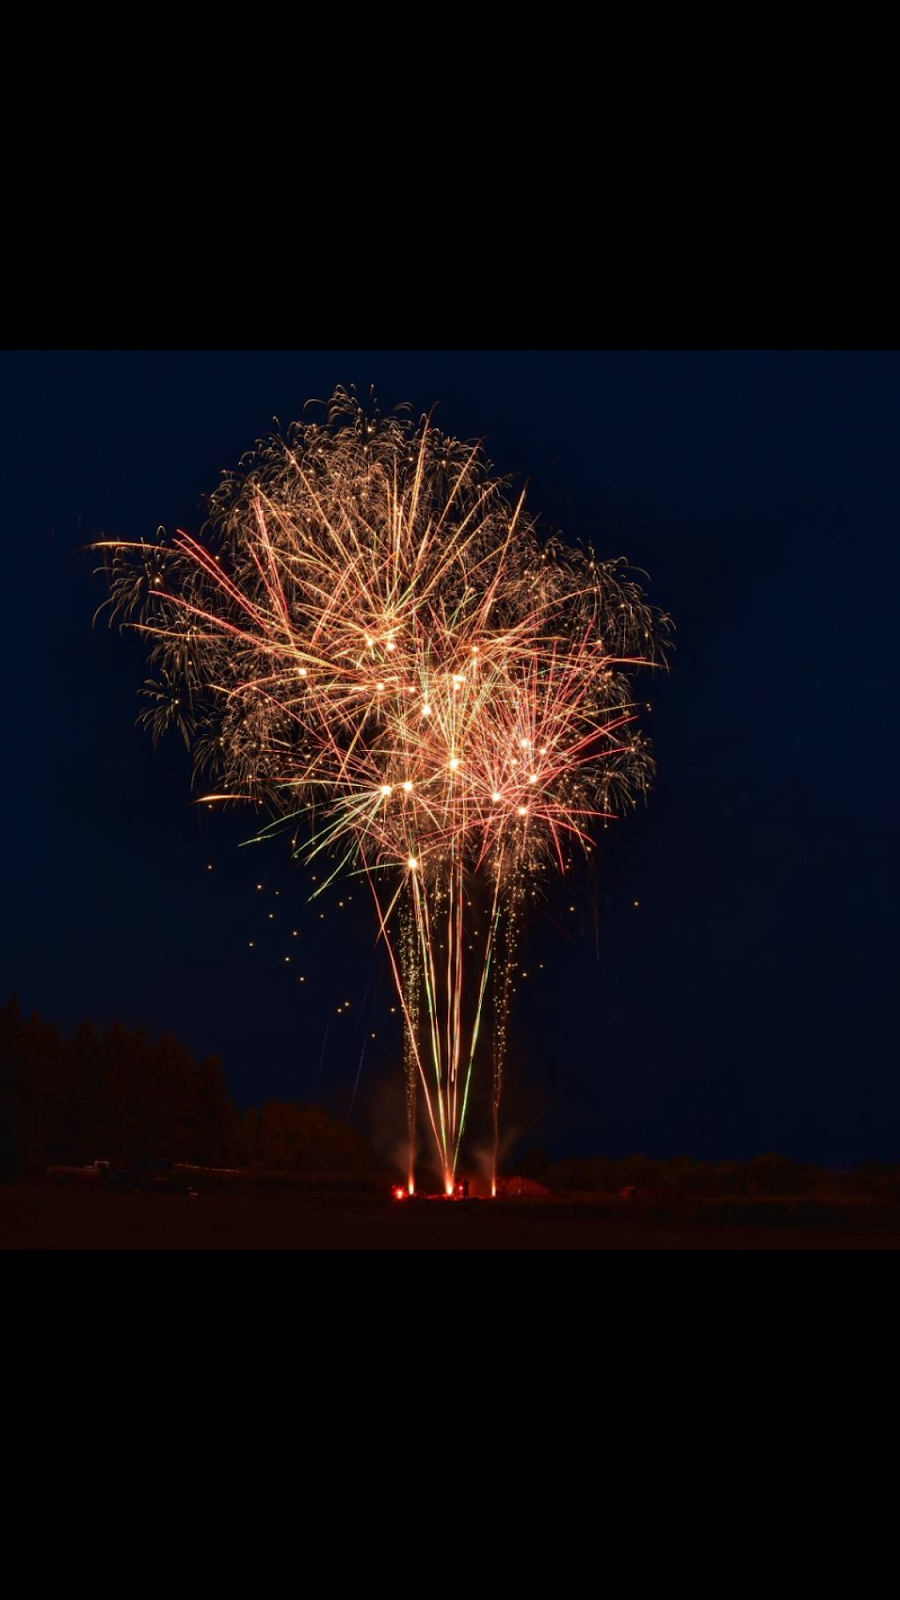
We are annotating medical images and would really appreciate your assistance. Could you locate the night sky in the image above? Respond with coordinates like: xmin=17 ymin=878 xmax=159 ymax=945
xmin=2 ymin=350 xmax=896 ymax=1168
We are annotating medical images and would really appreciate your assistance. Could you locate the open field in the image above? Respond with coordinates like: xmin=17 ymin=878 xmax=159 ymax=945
xmin=3 ymin=1184 xmax=900 ymax=1250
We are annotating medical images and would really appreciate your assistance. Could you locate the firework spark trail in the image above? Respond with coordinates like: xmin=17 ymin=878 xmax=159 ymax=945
xmin=317 ymin=1011 xmax=331 ymax=1098
xmin=96 ymin=387 xmax=667 ymax=1192
xmin=348 ymin=957 xmax=381 ymax=1116
xmin=349 ymin=1037 xmax=369 ymax=1118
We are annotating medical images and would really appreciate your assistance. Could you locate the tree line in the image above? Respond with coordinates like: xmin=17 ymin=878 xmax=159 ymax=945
xmin=519 ymin=1148 xmax=900 ymax=1201
xmin=2 ymin=995 xmax=897 ymax=1196
xmin=0 ymin=996 xmax=372 ymax=1181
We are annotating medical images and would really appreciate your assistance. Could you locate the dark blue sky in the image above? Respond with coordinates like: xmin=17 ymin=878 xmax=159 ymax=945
xmin=1 ymin=350 xmax=896 ymax=1165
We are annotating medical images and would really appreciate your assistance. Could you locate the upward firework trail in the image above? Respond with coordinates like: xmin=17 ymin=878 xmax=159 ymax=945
xmin=96 ymin=387 xmax=667 ymax=1193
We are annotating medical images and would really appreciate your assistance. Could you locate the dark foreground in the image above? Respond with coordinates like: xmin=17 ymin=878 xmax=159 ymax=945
xmin=3 ymin=1185 xmax=900 ymax=1249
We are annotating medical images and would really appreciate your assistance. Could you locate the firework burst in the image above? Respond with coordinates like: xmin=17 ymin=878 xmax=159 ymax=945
xmin=96 ymin=387 xmax=667 ymax=1193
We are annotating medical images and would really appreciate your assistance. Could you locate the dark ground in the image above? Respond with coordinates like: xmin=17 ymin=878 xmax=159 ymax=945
xmin=3 ymin=1185 xmax=899 ymax=1250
